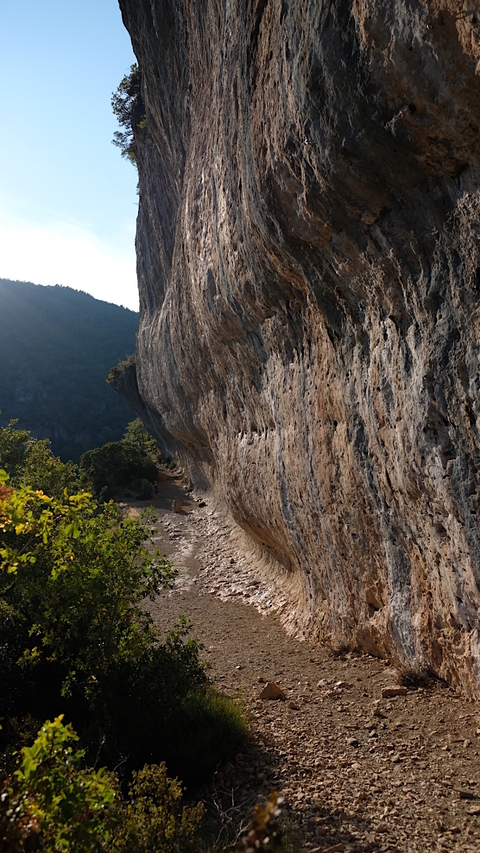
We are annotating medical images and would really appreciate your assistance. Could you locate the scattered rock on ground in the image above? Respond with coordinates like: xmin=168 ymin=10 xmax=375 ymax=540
xmin=131 ymin=470 xmax=480 ymax=852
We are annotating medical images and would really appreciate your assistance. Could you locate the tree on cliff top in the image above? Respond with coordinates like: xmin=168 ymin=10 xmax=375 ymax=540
xmin=112 ymin=64 xmax=144 ymax=165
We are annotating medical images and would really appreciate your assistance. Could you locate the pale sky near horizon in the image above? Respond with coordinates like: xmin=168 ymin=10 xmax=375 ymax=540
xmin=0 ymin=1 xmax=140 ymax=311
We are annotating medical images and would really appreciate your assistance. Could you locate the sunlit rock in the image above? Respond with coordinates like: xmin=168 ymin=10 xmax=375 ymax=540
xmin=118 ymin=0 xmax=480 ymax=696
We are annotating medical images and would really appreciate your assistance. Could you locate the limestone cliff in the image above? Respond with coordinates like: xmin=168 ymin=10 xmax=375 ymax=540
xmin=117 ymin=0 xmax=480 ymax=695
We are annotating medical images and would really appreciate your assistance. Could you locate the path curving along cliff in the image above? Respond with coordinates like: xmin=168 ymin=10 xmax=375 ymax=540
xmin=116 ymin=0 xmax=480 ymax=697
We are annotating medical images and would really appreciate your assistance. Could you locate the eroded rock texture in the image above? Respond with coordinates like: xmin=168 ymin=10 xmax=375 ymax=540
xmin=117 ymin=0 xmax=480 ymax=695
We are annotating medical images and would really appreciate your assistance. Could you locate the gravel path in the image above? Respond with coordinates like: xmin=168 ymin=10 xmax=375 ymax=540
xmin=127 ymin=471 xmax=480 ymax=852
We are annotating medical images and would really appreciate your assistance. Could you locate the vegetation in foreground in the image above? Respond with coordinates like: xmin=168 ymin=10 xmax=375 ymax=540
xmin=0 ymin=420 xmax=248 ymax=851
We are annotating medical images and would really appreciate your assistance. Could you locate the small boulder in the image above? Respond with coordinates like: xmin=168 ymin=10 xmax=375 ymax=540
xmin=459 ymin=788 xmax=476 ymax=800
xmin=259 ymin=682 xmax=286 ymax=700
xmin=173 ymin=499 xmax=183 ymax=513
xmin=381 ymin=685 xmax=408 ymax=698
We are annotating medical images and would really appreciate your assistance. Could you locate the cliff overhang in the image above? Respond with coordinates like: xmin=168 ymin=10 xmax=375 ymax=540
xmin=118 ymin=0 xmax=480 ymax=697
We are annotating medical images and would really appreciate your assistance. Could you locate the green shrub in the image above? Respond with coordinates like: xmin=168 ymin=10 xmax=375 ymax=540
xmin=0 ymin=471 xmax=247 ymax=787
xmin=85 ymin=620 xmax=207 ymax=774
xmin=1 ymin=415 xmax=162 ymax=502
xmin=106 ymin=353 xmax=135 ymax=383
xmin=79 ymin=440 xmax=158 ymax=498
xmin=79 ymin=417 xmax=163 ymax=499
xmin=106 ymin=763 xmax=204 ymax=853
xmin=0 ymin=470 xmax=177 ymax=761
xmin=165 ymin=687 xmax=249 ymax=788
xmin=0 ymin=716 xmax=115 ymax=853
xmin=0 ymin=718 xmax=206 ymax=853
xmin=0 ymin=420 xmax=248 ymax=793
xmin=86 ymin=620 xmax=246 ymax=787
xmin=0 ymin=417 xmax=30 ymax=479
xmin=136 ymin=478 xmax=153 ymax=500
xmin=0 ymin=417 xmax=80 ymax=498
xmin=123 ymin=418 xmax=162 ymax=462
xmin=0 ymin=477 xmax=174 ymax=695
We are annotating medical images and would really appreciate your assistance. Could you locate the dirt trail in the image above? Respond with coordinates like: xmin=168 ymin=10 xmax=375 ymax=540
xmin=129 ymin=470 xmax=480 ymax=852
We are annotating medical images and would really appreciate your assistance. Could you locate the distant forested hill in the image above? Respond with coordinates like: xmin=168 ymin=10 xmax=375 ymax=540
xmin=0 ymin=279 xmax=139 ymax=461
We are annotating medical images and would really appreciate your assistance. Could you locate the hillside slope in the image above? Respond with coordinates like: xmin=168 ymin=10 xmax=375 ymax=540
xmin=0 ymin=279 xmax=138 ymax=460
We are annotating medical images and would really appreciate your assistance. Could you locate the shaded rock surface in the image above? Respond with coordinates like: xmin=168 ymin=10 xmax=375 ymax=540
xmin=118 ymin=0 xmax=480 ymax=695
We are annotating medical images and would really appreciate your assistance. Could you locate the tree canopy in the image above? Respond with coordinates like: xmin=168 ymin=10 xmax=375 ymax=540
xmin=111 ymin=64 xmax=144 ymax=165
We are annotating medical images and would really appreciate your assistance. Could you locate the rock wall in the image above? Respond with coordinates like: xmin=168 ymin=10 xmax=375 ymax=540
xmin=118 ymin=0 xmax=480 ymax=695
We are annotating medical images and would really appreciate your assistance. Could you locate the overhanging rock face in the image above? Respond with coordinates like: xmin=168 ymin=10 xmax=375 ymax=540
xmin=118 ymin=0 xmax=480 ymax=695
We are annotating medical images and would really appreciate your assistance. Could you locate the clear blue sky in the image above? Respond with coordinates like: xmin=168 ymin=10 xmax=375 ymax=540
xmin=0 ymin=1 xmax=140 ymax=310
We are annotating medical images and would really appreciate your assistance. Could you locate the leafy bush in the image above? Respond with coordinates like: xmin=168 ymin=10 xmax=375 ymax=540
xmin=163 ymin=685 xmax=249 ymax=788
xmin=1 ymin=418 xmax=247 ymax=803
xmin=1 ymin=718 xmax=205 ymax=853
xmin=0 ymin=474 xmax=174 ymax=696
xmin=0 ymin=464 xmax=247 ymax=787
xmin=0 ymin=468 xmax=178 ymax=769
xmin=87 ymin=621 xmax=247 ymax=787
xmin=105 ymin=353 xmax=135 ymax=384
xmin=107 ymin=763 xmax=204 ymax=853
xmin=85 ymin=619 xmax=208 ymax=777
xmin=1 ymin=413 xmax=163 ymax=502
xmin=79 ymin=419 xmax=162 ymax=499
xmin=79 ymin=440 xmax=157 ymax=499
xmin=0 ymin=418 xmax=30 ymax=479
xmin=0 ymin=417 xmax=81 ymax=498
xmin=0 ymin=716 xmax=115 ymax=853
xmin=123 ymin=418 xmax=162 ymax=462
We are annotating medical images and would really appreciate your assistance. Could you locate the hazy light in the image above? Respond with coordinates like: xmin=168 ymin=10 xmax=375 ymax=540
xmin=0 ymin=215 xmax=139 ymax=311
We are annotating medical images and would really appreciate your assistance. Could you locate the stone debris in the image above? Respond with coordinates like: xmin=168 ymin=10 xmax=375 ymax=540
xmin=381 ymin=685 xmax=408 ymax=698
xmin=259 ymin=681 xmax=286 ymax=701
xmin=137 ymin=477 xmax=480 ymax=852
xmin=459 ymin=788 xmax=477 ymax=800
xmin=373 ymin=707 xmax=387 ymax=718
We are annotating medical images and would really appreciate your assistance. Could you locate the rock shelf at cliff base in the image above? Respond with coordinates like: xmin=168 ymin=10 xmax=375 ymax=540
xmin=116 ymin=0 xmax=480 ymax=697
